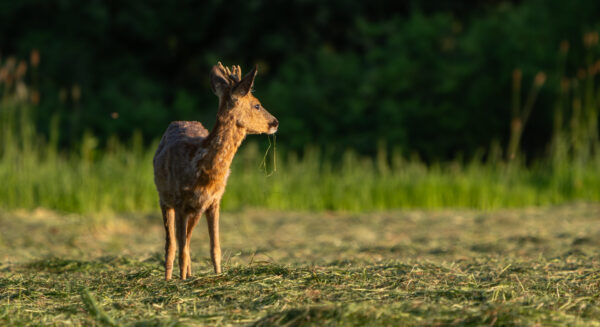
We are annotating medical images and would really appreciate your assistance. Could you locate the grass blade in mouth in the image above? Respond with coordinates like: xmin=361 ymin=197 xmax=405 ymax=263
xmin=260 ymin=134 xmax=276 ymax=177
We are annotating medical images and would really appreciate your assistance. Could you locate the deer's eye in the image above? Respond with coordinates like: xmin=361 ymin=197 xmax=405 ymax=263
xmin=254 ymin=104 xmax=260 ymax=110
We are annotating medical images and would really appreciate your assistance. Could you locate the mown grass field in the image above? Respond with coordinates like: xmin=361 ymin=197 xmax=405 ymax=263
xmin=1 ymin=203 xmax=599 ymax=326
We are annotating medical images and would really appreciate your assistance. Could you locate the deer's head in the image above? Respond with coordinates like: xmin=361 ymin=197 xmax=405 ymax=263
xmin=210 ymin=62 xmax=278 ymax=135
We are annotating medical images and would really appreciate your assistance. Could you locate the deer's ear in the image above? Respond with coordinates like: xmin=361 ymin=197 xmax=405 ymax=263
xmin=233 ymin=65 xmax=257 ymax=97
xmin=210 ymin=65 xmax=230 ymax=97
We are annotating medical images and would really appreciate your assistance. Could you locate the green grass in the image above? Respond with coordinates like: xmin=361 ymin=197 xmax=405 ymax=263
xmin=1 ymin=204 xmax=600 ymax=325
xmin=1 ymin=104 xmax=600 ymax=214
xmin=2 ymin=143 xmax=600 ymax=213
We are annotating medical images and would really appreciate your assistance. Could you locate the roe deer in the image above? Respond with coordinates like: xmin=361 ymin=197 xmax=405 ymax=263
xmin=153 ymin=62 xmax=278 ymax=280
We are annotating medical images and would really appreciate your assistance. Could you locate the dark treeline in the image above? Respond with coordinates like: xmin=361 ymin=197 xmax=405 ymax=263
xmin=1 ymin=0 xmax=599 ymax=161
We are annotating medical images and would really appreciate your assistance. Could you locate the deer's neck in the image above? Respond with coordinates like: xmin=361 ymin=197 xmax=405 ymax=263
xmin=196 ymin=118 xmax=246 ymax=188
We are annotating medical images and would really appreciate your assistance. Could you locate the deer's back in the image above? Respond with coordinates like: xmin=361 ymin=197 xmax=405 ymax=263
xmin=153 ymin=121 xmax=209 ymax=207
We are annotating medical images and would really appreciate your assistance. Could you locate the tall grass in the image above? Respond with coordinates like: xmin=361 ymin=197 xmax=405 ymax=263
xmin=1 ymin=42 xmax=599 ymax=214
xmin=0 ymin=100 xmax=598 ymax=214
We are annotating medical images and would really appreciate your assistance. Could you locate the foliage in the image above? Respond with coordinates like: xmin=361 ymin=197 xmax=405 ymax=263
xmin=1 ymin=0 xmax=599 ymax=160
xmin=1 ymin=205 xmax=599 ymax=325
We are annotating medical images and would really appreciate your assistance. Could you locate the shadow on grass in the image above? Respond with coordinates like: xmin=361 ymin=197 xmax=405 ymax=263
xmin=26 ymin=258 xmax=104 ymax=273
xmin=252 ymin=305 xmax=342 ymax=327
xmin=25 ymin=256 xmax=142 ymax=273
xmin=227 ymin=264 xmax=292 ymax=277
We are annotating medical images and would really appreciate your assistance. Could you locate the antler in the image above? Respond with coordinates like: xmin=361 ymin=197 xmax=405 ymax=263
xmin=217 ymin=62 xmax=242 ymax=84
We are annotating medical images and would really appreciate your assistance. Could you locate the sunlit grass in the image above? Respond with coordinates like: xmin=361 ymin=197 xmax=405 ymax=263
xmin=1 ymin=102 xmax=599 ymax=213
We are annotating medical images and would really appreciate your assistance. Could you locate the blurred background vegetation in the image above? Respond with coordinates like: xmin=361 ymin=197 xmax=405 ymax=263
xmin=1 ymin=0 xmax=599 ymax=213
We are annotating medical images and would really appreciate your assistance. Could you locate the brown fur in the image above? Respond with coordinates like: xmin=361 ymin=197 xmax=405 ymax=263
xmin=153 ymin=62 xmax=278 ymax=280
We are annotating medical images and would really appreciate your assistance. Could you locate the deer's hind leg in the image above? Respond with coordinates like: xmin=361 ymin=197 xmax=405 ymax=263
xmin=162 ymin=205 xmax=176 ymax=281
xmin=176 ymin=210 xmax=191 ymax=280
xmin=185 ymin=212 xmax=203 ymax=277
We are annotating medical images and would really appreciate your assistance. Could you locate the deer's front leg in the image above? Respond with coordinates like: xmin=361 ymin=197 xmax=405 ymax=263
xmin=206 ymin=202 xmax=222 ymax=274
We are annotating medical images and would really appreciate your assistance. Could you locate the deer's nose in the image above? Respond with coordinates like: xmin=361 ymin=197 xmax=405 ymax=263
xmin=269 ymin=119 xmax=279 ymax=128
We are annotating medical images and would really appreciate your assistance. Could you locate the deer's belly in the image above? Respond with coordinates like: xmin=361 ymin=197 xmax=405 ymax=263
xmin=179 ymin=183 xmax=227 ymax=213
